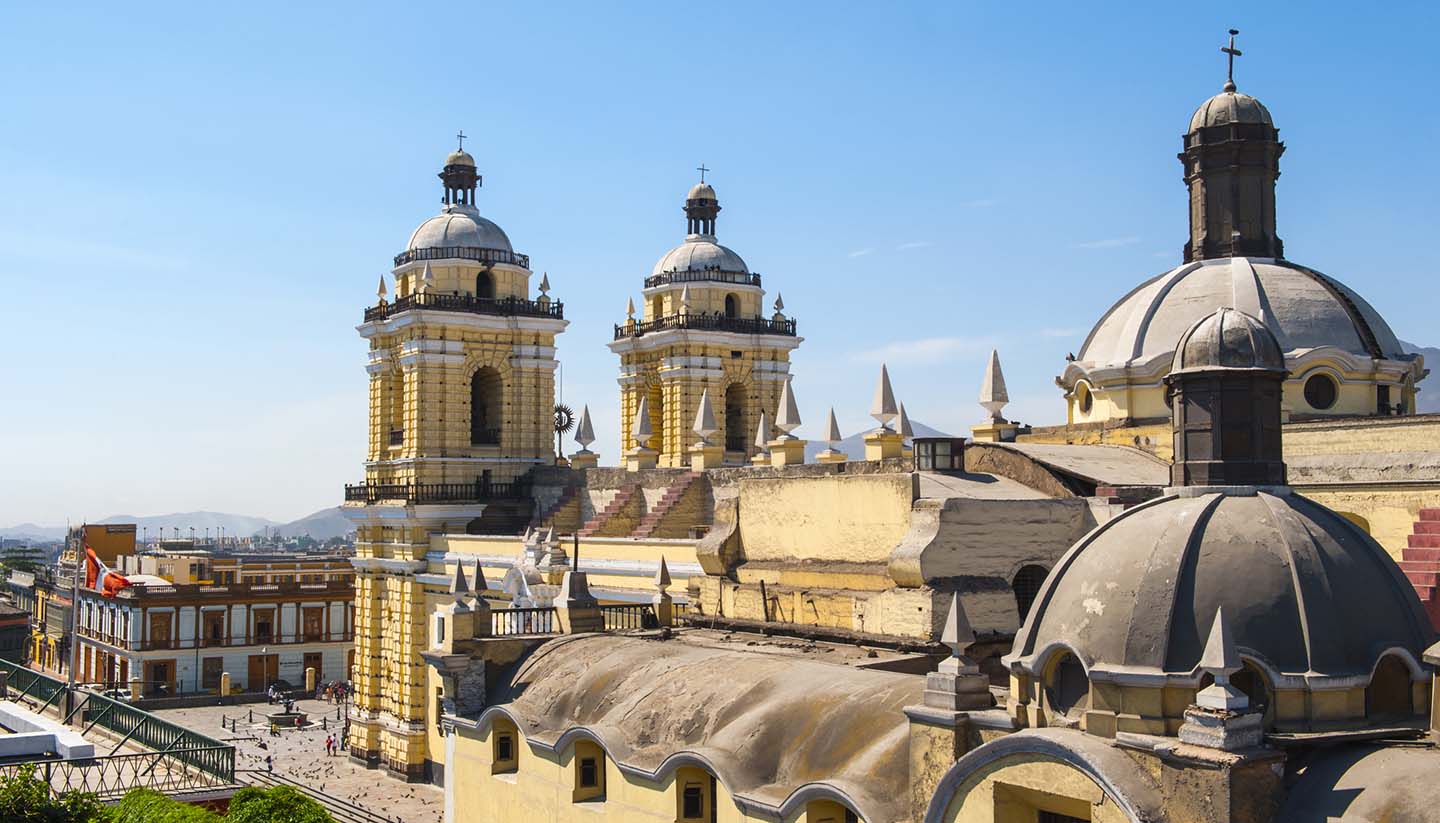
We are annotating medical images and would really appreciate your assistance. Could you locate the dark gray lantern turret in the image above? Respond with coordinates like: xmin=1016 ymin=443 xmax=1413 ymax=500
xmin=1166 ymin=308 xmax=1288 ymax=487
xmin=685 ymin=184 xmax=721 ymax=237
xmin=1180 ymin=83 xmax=1285 ymax=262
xmin=440 ymin=151 xmax=481 ymax=207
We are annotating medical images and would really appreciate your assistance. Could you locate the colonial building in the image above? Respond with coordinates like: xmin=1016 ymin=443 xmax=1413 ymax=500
xmin=609 ymin=177 xmax=802 ymax=467
xmin=344 ymin=143 xmax=567 ymax=779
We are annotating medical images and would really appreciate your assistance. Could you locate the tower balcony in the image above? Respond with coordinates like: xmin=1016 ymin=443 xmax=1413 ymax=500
xmin=344 ymin=478 xmax=529 ymax=505
xmin=393 ymin=246 xmax=530 ymax=269
xmin=643 ymin=270 xmax=762 ymax=289
xmin=364 ymin=291 xmax=563 ymax=323
xmin=614 ymin=313 xmax=797 ymax=340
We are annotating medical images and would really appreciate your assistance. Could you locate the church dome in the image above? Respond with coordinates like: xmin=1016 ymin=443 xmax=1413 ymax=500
xmin=687 ymin=182 xmax=717 ymax=201
xmin=445 ymin=149 xmax=475 ymax=167
xmin=407 ymin=205 xmax=514 ymax=254
xmin=1076 ymin=258 xmax=1406 ymax=371
xmin=1008 ymin=487 xmax=1433 ymax=683
xmin=651 ymin=237 xmax=748 ymax=276
xmin=1171 ymin=307 xmax=1286 ymax=374
xmin=1189 ymin=85 xmax=1273 ymax=132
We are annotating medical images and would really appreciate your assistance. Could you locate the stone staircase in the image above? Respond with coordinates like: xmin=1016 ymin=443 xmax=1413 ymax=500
xmin=633 ymin=472 xmax=703 ymax=538
xmin=1398 ymin=508 xmax=1440 ymax=629
xmin=578 ymin=484 xmax=642 ymax=537
xmin=532 ymin=482 xmax=584 ymax=533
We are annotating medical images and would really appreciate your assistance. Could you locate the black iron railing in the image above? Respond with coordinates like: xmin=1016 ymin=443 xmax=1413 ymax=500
xmin=600 ymin=604 xmax=657 ymax=630
xmin=393 ymin=245 xmax=530 ymax=269
xmin=491 ymin=607 xmax=558 ymax=636
xmin=344 ymin=478 xmax=529 ymax=504
xmin=644 ymin=270 xmax=761 ymax=289
xmin=614 ymin=313 xmax=796 ymax=340
xmin=365 ymin=291 xmax=563 ymax=323
xmin=0 ymin=747 xmax=236 ymax=800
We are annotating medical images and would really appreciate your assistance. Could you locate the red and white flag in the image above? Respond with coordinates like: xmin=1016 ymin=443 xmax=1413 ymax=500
xmin=84 ymin=545 xmax=131 ymax=598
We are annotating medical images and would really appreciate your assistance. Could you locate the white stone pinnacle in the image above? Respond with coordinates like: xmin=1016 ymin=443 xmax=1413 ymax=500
xmin=980 ymin=349 xmax=1010 ymax=422
xmin=823 ymin=407 xmax=842 ymax=446
xmin=1196 ymin=607 xmax=1249 ymax=711
xmin=897 ymin=402 xmax=914 ymax=440
xmin=632 ymin=394 xmax=653 ymax=448
xmin=774 ymin=293 xmax=785 ymax=313
xmin=471 ymin=559 xmax=488 ymax=594
xmin=539 ymin=272 xmax=550 ymax=294
xmin=693 ymin=388 xmax=719 ymax=444
xmin=654 ymin=556 xmax=672 ymax=590
xmin=626 ymin=296 xmax=635 ymax=319
xmin=754 ymin=411 xmax=771 ymax=452
xmin=680 ymin=285 xmax=691 ymax=312
xmin=938 ymin=592 xmax=980 ymax=675
xmin=775 ymin=378 xmax=802 ymax=436
xmin=871 ymin=364 xmax=898 ymax=429
xmin=450 ymin=561 xmax=469 ymax=602
xmin=420 ymin=261 xmax=435 ymax=293
xmin=575 ymin=404 xmax=596 ymax=450
xmin=376 ymin=274 xmax=388 ymax=299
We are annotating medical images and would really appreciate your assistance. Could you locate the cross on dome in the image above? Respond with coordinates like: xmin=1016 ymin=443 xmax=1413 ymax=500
xmin=696 ymin=163 xmax=709 ymax=183
xmin=457 ymin=130 xmax=468 ymax=151
xmin=1221 ymin=28 xmax=1242 ymax=91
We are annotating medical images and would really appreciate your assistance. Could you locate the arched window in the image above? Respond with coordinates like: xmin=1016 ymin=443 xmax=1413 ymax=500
xmin=1012 ymin=565 xmax=1049 ymax=624
xmin=1366 ymin=654 xmax=1413 ymax=720
xmin=674 ymin=766 xmax=717 ymax=822
xmin=476 ymin=270 xmax=495 ymax=300
xmin=651 ymin=296 xmax=664 ymax=320
xmin=471 ymin=367 xmax=502 ymax=445
xmin=1045 ymin=652 xmax=1089 ymax=721
xmin=724 ymin=293 xmax=739 ymax=319
xmin=724 ymin=384 xmax=747 ymax=453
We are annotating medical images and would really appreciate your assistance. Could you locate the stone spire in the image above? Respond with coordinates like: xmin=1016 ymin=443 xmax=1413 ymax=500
xmin=449 ymin=561 xmax=469 ymax=604
xmin=625 ymin=296 xmax=635 ymax=320
xmin=754 ymin=411 xmax=771 ymax=453
xmin=680 ymin=285 xmax=692 ymax=315
xmin=376 ymin=274 xmax=388 ymax=301
xmin=920 ymin=593 xmax=991 ymax=711
xmin=1195 ymin=607 xmax=1247 ymax=711
xmin=775 ymin=378 xmax=801 ymax=437
xmin=632 ymin=394 xmax=653 ymax=449
xmin=420 ymin=262 xmax=435 ymax=293
xmin=574 ymin=405 xmax=596 ymax=450
xmin=871 ymin=364 xmax=898 ymax=430
xmin=654 ymin=556 xmax=672 ymax=590
xmin=1179 ymin=605 xmax=1264 ymax=751
xmin=471 ymin=559 xmax=488 ymax=596
xmin=897 ymin=403 xmax=914 ymax=440
xmin=823 ymin=408 xmax=842 ymax=446
xmin=979 ymin=349 xmax=1009 ymax=422
xmin=693 ymin=388 xmax=718 ymax=445
xmin=539 ymin=272 xmax=551 ymax=296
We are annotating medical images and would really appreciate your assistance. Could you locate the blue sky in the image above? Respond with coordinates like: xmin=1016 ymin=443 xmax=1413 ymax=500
xmin=2 ymin=2 xmax=1436 ymax=525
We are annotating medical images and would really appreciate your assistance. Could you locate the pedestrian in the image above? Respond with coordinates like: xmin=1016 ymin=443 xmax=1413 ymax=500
xmin=295 ymin=715 xmax=303 ymax=729
xmin=325 ymin=734 xmax=334 ymax=756
xmin=265 ymin=755 xmax=273 ymax=773
xmin=269 ymin=722 xmax=279 ymax=738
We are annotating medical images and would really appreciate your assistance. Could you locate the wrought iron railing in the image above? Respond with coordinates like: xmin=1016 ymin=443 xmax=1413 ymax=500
xmin=491 ymin=607 xmax=557 ymax=636
xmin=0 ymin=747 xmax=236 ymax=800
xmin=80 ymin=691 xmax=235 ymax=779
xmin=393 ymin=245 xmax=530 ymax=269
xmin=600 ymin=604 xmax=657 ymax=631
xmin=0 ymin=661 xmax=67 ymax=713
xmin=614 ymin=313 xmax=796 ymax=340
xmin=364 ymin=291 xmax=562 ymax=323
xmin=344 ymin=478 xmax=528 ymax=504
xmin=644 ymin=270 xmax=762 ymax=289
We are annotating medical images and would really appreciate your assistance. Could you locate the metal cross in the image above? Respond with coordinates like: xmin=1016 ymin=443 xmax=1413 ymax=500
xmin=1221 ymin=29 xmax=1242 ymax=85
xmin=696 ymin=163 xmax=709 ymax=183
xmin=456 ymin=130 xmax=467 ymax=151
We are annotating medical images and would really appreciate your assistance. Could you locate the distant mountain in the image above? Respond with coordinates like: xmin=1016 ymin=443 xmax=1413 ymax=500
xmin=804 ymin=420 xmax=952 ymax=461
xmin=1 ymin=507 xmax=353 ymax=542
xmin=1401 ymin=341 xmax=1438 ymax=414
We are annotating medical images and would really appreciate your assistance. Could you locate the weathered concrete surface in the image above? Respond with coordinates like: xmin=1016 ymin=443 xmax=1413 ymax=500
xmin=1277 ymin=743 xmax=1440 ymax=822
xmin=737 ymin=472 xmax=916 ymax=565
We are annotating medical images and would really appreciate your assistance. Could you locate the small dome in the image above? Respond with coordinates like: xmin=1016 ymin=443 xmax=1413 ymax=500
xmin=445 ymin=149 xmax=475 ymax=167
xmin=408 ymin=206 xmax=513 ymax=254
xmin=687 ymin=182 xmax=717 ymax=201
xmin=1008 ymin=488 xmax=1433 ymax=685
xmin=651 ymin=237 xmax=748 ymax=276
xmin=1171 ymin=308 xmax=1285 ymax=374
xmin=1189 ymin=86 xmax=1273 ymax=132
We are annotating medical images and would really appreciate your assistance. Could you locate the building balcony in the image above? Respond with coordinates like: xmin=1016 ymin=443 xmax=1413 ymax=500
xmin=364 ymin=291 xmax=563 ymax=323
xmin=643 ymin=270 xmax=762 ymax=289
xmin=393 ymin=245 xmax=530 ymax=270
xmin=79 ymin=629 xmax=356 ymax=653
xmin=343 ymin=478 xmax=529 ymax=505
xmin=614 ymin=313 xmax=797 ymax=341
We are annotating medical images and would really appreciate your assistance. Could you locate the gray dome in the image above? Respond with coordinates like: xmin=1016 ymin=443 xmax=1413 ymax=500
xmin=651 ymin=237 xmax=748 ymax=276
xmin=1009 ymin=488 xmax=1433 ymax=681
xmin=445 ymin=149 xmax=475 ymax=167
xmin=1171 ymin=308 xmax=1285 ymax=374
xmin=407 ymin=205 xmax=513 ymax=254
xmin=1189 ymin=86 xmax=1273 ymax=132
xmin=1078 ymin=258 xmax=1407 ymax=369
xmin=687 ymin=182 xmax=717 ymax=201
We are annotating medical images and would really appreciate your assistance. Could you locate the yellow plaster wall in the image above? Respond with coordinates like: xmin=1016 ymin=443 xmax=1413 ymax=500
xmin=737 ymin=473 xmax=914 ymax=564
xmin=395 ymin=261 xmax=532 ymax=301
xmin=942 ymin=756 xmax=1133 ymax=823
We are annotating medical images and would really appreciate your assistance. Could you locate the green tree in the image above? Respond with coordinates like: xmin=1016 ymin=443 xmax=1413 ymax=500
xmin=225 ymin=786 xmax=330 ymax=823
xmin=0 ymin=544 xmax=46 ymax=575
xmin=110 ymin=789 xmax=217 ymax=823
xmin=0 ymin=763 xmax=108 ymax=823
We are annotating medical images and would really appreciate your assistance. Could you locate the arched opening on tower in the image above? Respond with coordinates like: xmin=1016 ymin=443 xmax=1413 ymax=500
xmin=1044 ymin=652 xmax=1089 ymax=723
xmin=1011 ymin=565 xmax=1050 ymax=624
xmin=648 ymin=384 xmax=665 ymax=457
xmin=724 ymin=293 xmax=739 ymax=319
xmin=471 ymin=367 xmax=503 ymax=445
xmin=651 ymin=295 xmax=664 ymax=321
xmin=724 ymin=384 xmax=747 ymax=453
xmin=1366 ymin=654 xmax=1414 ymax=720
xmin=476 ymin=270 xmax=495 ymax=300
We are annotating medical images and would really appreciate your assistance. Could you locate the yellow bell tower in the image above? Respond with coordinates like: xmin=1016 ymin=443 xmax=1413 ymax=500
xmin=343 ymin=140 xmax=566 ymax=780
xmin=609 ymin=173 xmax=801 ymax=467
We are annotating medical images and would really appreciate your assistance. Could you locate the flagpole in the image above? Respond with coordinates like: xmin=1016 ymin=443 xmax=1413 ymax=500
xmin=66 ymin=523 xmax=83 ymax=697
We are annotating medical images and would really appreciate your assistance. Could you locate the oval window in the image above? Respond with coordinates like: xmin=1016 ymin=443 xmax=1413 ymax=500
xmin=1076 ymin=383 xmax=1094 ymax=415
xmin=1303 ymin=373 xmax=1338 ymax=410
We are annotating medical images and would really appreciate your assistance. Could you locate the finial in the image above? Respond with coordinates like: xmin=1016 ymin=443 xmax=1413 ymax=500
xmin=823 ymin=407 xmax=842 ymax=446
xmin=1196 ymin=607 xmax=1249 ymax=711
xmin=775 ymin=377 xmax=801 ymax=436
xmin=376 ymin=274 xmax=388 ymax=301
xmin=938 ymin=592 xmax=980 ymax=675
xmin=774 ymin=293 xmax=785 ymax=313
xmin=632 ymin=394 xmax=653 ymax=449
xmin=420 ymin=261 xmax=435 ymax=293
xmin=449 ymin=561 xmax=469 ymax=603
xmin=897 ymin=402 xmax=914 ymax=440
xmin=754 ymin=411 xmax=771 ymax=452
xmin=980 ymin=349 xmax=1010 ymax=422
xmin=696 ymin=163 xmax=709 ymax=183
xmin=539 ymin=272 xmax=550 ymax=295
xmin=871 ymin=364 xmax=898 ymax=429
xmin=456 ymin=130 xmax=467 ymax=151
xmin=626 ymin=296 xmax=635 ymax=320
xmin=575 ymin=404 xmax=596 ymax=450
xmin=1221 ymin=28 xmax=1242 ymax=92
xmin=471 ymin=559 xmax=487 ymax=595
xmin=654 ymin=556 xmax=672 ymax=590
xmin=693 ymin=388 xmax=718 ymax=445
xmin=680 ymin=285 xmax=692 ymax=313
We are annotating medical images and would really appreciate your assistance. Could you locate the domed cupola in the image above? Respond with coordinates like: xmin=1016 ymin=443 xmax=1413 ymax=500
xmin=1008 ymin=309 xmax=1434 ymax=736
xmin=401 ymin=137 xmax=520 ymax=267
xmin=650 ymin=173 xmax=750 ymax=280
